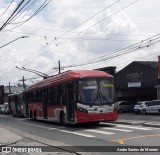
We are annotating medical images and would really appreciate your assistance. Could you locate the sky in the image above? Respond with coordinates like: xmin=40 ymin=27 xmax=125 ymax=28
xmin=0 ymin=0 xmax=160 ymax=86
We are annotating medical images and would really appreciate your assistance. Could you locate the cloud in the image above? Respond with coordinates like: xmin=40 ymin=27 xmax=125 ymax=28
xmin=0 ymin=0 xmax=159 ymax=86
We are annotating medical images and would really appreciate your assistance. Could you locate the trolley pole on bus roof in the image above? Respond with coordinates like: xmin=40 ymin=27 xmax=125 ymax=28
xmin=52 ymin=60 xmax=64 ymax=74
xmin=58 ymin=60 xmax=61 ymax=74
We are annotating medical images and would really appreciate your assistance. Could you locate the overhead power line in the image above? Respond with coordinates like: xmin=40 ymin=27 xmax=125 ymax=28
xmin=55 ymin=0 xmax=140 ymax=47
xmin=6 ymin=0 xmax=32 ymax=24
xmin=9 ymin=0 xmax=53 ymax=29
xmin=0 ymin=0 xmax=15 ymax=22
xmin=14 ymin=0 xmax=137 ymax=69
xmin=56 ymin=0 xmax=121 ymax=40
xmin=1 ymin=28 xmax=154 ymax=38
xmin=8 ymin=0 xmax=37 ymax=24
xmin=0 ymin=0 xmax=25 ymax=31
xmin=0 ymin=0 xmax=53 ymax=32
xmin=60 ymin=33 xmax=160 ymax=68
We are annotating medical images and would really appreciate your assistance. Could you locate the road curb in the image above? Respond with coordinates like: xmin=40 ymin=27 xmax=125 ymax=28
xmin=142 ymin=123 xmax=160 ymax=128
xmin=108 ymin=120 xmax=145 ymax=126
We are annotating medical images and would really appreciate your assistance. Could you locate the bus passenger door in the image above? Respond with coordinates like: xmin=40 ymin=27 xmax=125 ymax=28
xmin=66 ymin=84 xmax=75 ymax=123
xmin=43 ymin=89 xmax=48 ymax=119
xmin=15 ymin=96 xmax=18 ymax=116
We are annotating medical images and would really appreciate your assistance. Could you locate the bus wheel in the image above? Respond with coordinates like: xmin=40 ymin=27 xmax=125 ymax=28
xmin=34 ymin=111 xmax=37 ymax=120
xmin=60 ymin=112 xmax=67 ymax=126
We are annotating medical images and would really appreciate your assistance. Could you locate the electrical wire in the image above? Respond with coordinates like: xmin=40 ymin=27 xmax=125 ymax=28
xmin=56 ymin=0 xmax=121 ymax=40
xmin=0 ymin=0 xmax=25 ymax=31
xmin=0 ymin=0 xmax=15 ymax=22
xmin=8 ymin=0 xmax=37 ymax=24
xmin=60 ymin=34 xmax=160 ymax=68
xmin=55 ymin=0 xmax=140 ymax=47
xmin=12 ymin=0 xmax=140 ymax=69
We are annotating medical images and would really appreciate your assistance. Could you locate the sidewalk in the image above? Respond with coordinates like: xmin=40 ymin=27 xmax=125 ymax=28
xmin=0 ymin=127 xmax=22 ymax=146
xmin=0 ymin=126 xmax=84 ymax=155
xmin=0 ymin=126 xmax=74 ymax=155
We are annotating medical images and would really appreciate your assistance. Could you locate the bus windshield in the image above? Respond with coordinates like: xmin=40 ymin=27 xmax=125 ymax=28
xmin=78 ymin=78 xmax=114 ymax=106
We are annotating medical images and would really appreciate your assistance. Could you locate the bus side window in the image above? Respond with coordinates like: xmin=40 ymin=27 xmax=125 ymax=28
xmin=39 ymin=89 xmax=43 ymax=102
xmin=61 ymin=85 xmax=66 ymax=105
xmin=54 ymin=86 xmax=59 ymax=105
xmin=30 ymin=91 xmax=33 ymax=102
xmin=47 ymin=87 xmax=53 ymax=105
xmin=52 ymin=87 xmax=54 ymax=104
xmin=33 ymin=90 xmax=37 ymax=102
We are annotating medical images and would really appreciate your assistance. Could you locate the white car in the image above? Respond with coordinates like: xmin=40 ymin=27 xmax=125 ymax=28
xmin=4 ymin=103 xmax=9 ymax=114
xmin=145 ymin=100 xmax=160 ymax=114
xmin=134 ymin=101 xmax=150 ymax=114
xmin=0 ymin=105 xmax=5 ymax=114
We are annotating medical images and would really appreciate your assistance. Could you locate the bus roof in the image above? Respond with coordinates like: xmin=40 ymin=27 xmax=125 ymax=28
xmin=29 ymin=70 xmax=113 ymax=90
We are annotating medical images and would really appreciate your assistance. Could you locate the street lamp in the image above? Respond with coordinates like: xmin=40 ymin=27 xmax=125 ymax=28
xmin=0 ymin=36 xmax=29 ymax=48
xmin=16 ymin=66 xmax=49 ymax=79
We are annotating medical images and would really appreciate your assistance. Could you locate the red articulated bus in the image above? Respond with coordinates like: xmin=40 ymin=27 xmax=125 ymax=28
xmin=8 ymin=92 xmax=28 ymax=117
xmin=28 ymin=70 xmax=118 ymax=125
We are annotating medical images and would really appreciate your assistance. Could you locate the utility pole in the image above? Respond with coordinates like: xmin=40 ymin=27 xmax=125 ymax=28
xmin=9 ymin=82 xmax=11 ymax=93
xmin=18 ymin=76 xmax=26 ymax=89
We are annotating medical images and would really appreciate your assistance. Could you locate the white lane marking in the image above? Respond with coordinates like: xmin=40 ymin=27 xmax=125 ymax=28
xmin=48 ymin=128 xmax=95 ymax=138
xmin=84 ymin=129 xmax=114 ymax=135
xmin=102 ymin=127 xmax=133 ymax=132
xmin=115 ymin=125 xmax=151 ymax=130
xmin=102 ymin=122 xmax=160 ymax=130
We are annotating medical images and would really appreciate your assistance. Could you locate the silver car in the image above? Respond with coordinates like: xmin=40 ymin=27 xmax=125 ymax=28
xmin=117 ymin=101 xmax=134 ymax=113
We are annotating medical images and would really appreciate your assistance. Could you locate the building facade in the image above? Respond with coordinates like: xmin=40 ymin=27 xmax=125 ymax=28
xmin=0 ymin=85 xmax=4 ymax=105
xmin=115 ymin=61 xmax=158 ymax=103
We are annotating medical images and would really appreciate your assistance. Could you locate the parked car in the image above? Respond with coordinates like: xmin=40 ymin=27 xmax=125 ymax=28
xmin=117 ymin=101 xmax=134 ymax=113
xmin=134 ymin=101 xmax=150 ymax=114
xmin=0 ymin=105 xmax=5 ymax=114
xmin=144 ymin=100 xmax=160 ymax=115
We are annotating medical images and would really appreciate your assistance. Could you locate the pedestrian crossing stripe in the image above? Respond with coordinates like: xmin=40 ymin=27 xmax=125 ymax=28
xmin=48 ymin=128 xmax=95 ymax=138
xmin=115 ymin=125 xmax=152 ymax=130
xmin=84 ymin=129 xmax=114 ymax=135
xmin=101 ymin=127 xmax=133 ymax=132
xmin=101 ymin=122 xmax=153 ymax=130
xmin=48 ymin=124 xmax=155 ymax=138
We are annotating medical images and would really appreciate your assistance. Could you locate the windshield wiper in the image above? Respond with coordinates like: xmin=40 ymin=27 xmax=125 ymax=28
xmin=90 ymin=90 xmax=99 ymax=107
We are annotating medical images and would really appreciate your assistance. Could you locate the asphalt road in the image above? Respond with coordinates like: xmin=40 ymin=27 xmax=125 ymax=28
xmin=1 ymin=114 xmax=160 ymax=155
xmin=119 ymin=112 xmax=160 ymax=122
